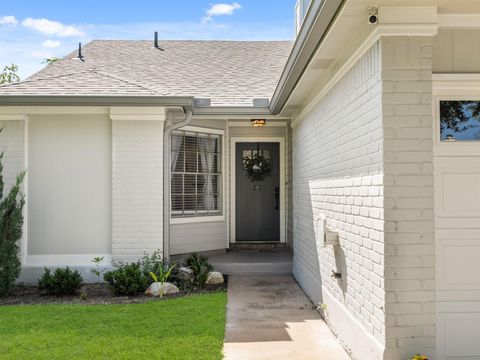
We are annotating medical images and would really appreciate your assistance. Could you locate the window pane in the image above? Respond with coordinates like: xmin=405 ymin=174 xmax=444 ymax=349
xmin=184 ymin=134 xmax=197 ymax=152
xmin=183 ymin=195 xmax=196 ymax=212
xmin=211 ymin=175 xmax=220 ymax=194
xmin=196 ymin=194 xmax=207 ymax=211
xmin=197 ymin=174 xmax=206 ymax=193
xmin=171 ymin=134 xmax=184 ymax=172
xmin=212 ymin=136 xmax=221 ymax=154
xmin=212 ymin=154 xmax=221 ymax=173
xmin=211 ymin=195 xmax=220 ymax=211
xmin=172 ymin=195 xmax=183 ymax=212
xmin=185 ymin=151 xmax=197 ymax=172
xmin=184 ymin=174 xmax=196 ymax=194
xmin=171 ymin=174 xmax=183 ymax=194
xmin=440 ymin=100 xmax=480 ymax=141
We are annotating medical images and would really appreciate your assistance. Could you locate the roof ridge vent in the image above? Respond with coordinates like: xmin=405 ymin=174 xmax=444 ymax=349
xmin=152 ymin=31 xmax=164 ymax=51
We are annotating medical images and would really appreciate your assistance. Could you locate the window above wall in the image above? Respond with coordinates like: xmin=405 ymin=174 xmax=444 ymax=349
xmin=440 ymin=100 xmax=480 ymax=141
xmin=433 ymin=74 xmax=480 ymax=157
xmin=171 ymin=127 xmax=223 ymax=219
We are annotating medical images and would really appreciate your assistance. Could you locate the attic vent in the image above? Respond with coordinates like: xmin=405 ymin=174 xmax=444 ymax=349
xmin=194 ymin=98 xmax=211 ymax=107
xmin=152 ymin=31 xmax=164 ymax=51
xmin=253 ymin=98 xmax=269 ymax=107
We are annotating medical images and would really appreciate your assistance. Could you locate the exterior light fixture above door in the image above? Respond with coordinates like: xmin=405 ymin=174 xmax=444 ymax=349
xmin=251 ymin=119 xmax=266 ymax=127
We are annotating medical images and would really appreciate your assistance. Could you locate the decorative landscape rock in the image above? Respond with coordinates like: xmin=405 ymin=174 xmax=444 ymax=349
xmin=206 ymin=271 xmax=224 ymax=285
xmin=145 ymin=282 xmax=179 ymax=297
xmin=178 ymin=266 xmax=194 ymax=279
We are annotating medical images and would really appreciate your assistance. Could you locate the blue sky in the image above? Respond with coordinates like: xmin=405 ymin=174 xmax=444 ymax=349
xmin=0 ymin=1 xmax=296 ymax=78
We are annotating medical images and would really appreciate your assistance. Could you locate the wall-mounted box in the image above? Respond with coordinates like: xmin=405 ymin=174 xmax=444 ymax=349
xmin=317 ymin=215 xmax=340 ymax=247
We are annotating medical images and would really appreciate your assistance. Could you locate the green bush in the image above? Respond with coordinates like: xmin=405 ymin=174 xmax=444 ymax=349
xmin=104 ymin=262 xmax=149 ymax=296
xmin=186 ymin=253 xmax=213 ymax=287
xmin=38 ymin=267 xmax=83 ymax=296
xmin=0 ymin=152 xmax=26 ymax=296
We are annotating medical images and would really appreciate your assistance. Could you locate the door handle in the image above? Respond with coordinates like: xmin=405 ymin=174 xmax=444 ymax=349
xmin=275 ymin=187 xmax=279 ymax=210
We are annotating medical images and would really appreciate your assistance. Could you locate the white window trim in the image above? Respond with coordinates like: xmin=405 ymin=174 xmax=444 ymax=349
xmin=170 ymin=125 xmax=226 ymax=224
xmin=433 ymin=74 xmax=480 ymax=157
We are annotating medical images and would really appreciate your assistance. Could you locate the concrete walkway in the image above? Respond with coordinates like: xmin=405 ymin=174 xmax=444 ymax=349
xmin=223 ymin=275 xmax=351 ymax=360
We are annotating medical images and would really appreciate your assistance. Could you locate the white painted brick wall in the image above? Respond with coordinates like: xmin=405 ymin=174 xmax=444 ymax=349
xmin=292 ymin=42 xmax=385 ymax=356
xmin=112 ymin=120 xmax=164 ymax=261
xmin=381 ymin=36 xmax=435 ymax=359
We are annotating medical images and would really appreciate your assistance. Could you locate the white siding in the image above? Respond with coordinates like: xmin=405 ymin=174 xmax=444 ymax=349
xmin=292 ymin=42 xmax=385 ymax=360
xmin=171 ymin=221 xmax=226 ymax=255
xmin=433 ymin=29 xmax=480 ymax=73
xmin=0 ymin=119 xmax=24 ymax=191
xmin=112 ymin=119 xmax=163 ymax=261
xmin=27 ymin=114 xmax=111 ymax=255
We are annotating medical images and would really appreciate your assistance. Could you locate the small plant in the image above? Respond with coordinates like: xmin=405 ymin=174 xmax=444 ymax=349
xmin=410 ymin=355 xmax=428 ymax=360
xmin=104 ymin=262 xmax=148 ymax=296
xmin=186 ymin=253 xmax=213 ymax=287
xmin=90 ymin=256 xmax=106 ymax=283
xmin=38 ymin=267 xmax=83 ymax=296
xmin=79 ymin=291 xmax=88 ymax=301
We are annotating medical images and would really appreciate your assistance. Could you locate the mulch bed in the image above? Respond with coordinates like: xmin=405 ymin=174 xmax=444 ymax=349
xmin=0 ymin=276 xmax=228 ymax=306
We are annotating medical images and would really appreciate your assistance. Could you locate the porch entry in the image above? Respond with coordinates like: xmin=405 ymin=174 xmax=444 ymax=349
xmin=235 ymin=142 xmax=280 ymax=241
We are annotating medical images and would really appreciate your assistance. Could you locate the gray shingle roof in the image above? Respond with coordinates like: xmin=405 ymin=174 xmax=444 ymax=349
xmin=0 ymin=40 xmax=293 ymax=107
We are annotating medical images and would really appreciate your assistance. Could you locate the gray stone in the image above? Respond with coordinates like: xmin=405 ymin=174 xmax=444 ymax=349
xmin=178 ymin=266 xmax=194 ymax=281
xmin=145 ymin=282 xmax=179 ymax=297
xmin=206 ymin=271 xmax=224 ymax=285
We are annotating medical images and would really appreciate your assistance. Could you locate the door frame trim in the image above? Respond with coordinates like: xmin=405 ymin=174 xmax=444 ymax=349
xmin=230 ymin=137 xmax=286 ymax=244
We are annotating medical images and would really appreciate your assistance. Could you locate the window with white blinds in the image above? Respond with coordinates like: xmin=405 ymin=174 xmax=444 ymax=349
xmin=171 ymin=129 xmax=222 ymax=217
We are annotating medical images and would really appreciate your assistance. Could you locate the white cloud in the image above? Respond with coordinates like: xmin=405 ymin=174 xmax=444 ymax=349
xmin=0 ymin=15 xmax=18 ymax=26
xmin=42 ymin=39 xmax=61 ymax=48
xmin=203 ymin=3 xmax=241 ymax=22
xmin=22 ymin=17 xmax=84 ymax=37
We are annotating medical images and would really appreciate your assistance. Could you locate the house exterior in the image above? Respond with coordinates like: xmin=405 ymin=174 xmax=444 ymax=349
xmin=1 ymin=0 xmax=480 ymax=359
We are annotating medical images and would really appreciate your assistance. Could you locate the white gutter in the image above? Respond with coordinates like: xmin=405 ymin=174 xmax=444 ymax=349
xmin=163 ymin=109 xmax=193 ymax=260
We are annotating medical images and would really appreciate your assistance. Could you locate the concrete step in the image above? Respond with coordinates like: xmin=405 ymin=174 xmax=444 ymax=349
xmin=209 ymin=250 xmax=293 ymax=275
xmin=229 ymin=242 xmax=287 ymax=251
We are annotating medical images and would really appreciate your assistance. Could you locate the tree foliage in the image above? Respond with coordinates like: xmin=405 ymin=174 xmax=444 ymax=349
xmin=0 ymin=64 xmax=20 ymax=85
xmin=0 ymin=147 xmax=26 ymax=295
xmin=440 ymin=100 xmax=480 ymax=134
xmin=43 ymin=57 xmax=61 ymax=65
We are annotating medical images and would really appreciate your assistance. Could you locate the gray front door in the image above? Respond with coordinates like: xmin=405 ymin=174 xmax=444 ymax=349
xmin=235 ymin=142 xmax=280 ymax=241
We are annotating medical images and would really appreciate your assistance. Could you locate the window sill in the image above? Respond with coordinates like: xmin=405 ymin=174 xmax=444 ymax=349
xmin=170 ymin=215 xmax=225 ymax=225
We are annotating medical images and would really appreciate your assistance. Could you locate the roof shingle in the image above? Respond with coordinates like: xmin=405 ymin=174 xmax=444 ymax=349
xmin=0 ymin=40 xmax=293 ymax=107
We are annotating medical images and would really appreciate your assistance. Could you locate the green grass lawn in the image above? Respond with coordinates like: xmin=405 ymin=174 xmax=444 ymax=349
xmin=0 ymin=292 xmax=227 ymax=360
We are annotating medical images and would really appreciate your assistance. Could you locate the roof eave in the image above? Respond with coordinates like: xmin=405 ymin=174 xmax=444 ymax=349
xmin=0 ymin=95 xmax=196 ymax=112
xmin=269 ymin=0 xmax=344 ymax=115
xmin=0 ymin=95 xmax=274 ymax=116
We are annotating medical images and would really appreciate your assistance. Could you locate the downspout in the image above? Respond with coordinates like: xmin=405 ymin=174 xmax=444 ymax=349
xmin=163 ymin=108 xmax=193 ymax=261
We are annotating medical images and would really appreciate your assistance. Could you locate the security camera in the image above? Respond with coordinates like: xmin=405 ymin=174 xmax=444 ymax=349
xmin=368 ymin=5 xmax=378 ymax=24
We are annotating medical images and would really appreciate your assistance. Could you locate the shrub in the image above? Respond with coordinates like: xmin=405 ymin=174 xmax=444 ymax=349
xmin=140 ymin=250 xmax=163 ymax=277
xmin=0 ymin=150 xmax=26 ymax=296
xmin=38 ymin=267 xmax=83 ymax=295
xmin=186 ymin=253 xmax=213 ymax=287
xmin=104 ymin=262 xmax=149 ymax=296
xmin=141 ymin=250 xmax=177 ymax=282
